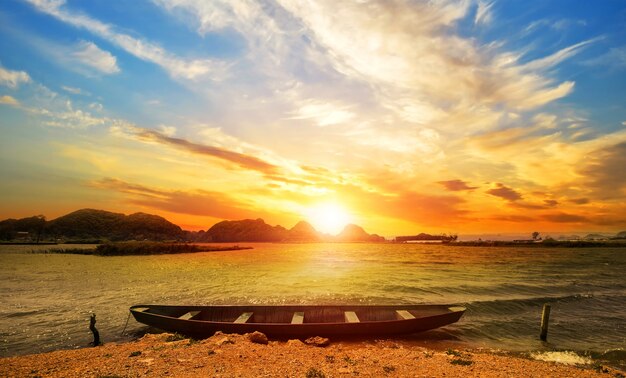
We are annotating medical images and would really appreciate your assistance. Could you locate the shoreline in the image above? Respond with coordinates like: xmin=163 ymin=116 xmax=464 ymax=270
xmin=1 ymin=332 xmax=623 ymax=377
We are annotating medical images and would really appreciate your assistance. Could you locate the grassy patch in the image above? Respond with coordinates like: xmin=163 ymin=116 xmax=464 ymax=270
xmin=165 ymin=333 xmax=187 ymax=342
xmin=446 ymin=349 xmax=462 ymax=357
xmin=382 ymin=365 xmax=396 ymax=373
xmin=305 ymin=367 xmax=326 ymax=378
xmin=450 ymin=358 xmax=473 ymax=366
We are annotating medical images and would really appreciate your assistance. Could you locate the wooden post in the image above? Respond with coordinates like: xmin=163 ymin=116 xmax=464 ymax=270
xmin=540 ymin=304 xmax=551 ymax=341
xmin=90 ymin=314 xmax=101 ymax=346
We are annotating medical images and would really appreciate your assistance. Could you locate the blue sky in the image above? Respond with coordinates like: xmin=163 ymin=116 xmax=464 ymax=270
xmin=1 ymin=0 xmax=625 ymax=235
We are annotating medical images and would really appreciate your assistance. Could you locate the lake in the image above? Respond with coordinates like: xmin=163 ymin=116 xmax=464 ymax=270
xmin=0 ymin=243 xmax=624 ymax=368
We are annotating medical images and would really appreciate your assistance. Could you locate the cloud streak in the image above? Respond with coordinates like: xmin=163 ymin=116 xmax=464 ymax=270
xmin=25 ymin=0 xmax=225 ymax=80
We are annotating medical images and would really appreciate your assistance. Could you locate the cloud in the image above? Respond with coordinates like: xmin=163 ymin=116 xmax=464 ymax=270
xmin=72 ymin=41 xmax=119 ymax=74
xmin=584 ymin=45 xmax=626 ymax=70
xmin=475 ymin=1 xmax=495 ymax=25
xmin=543 ymin=199 xmax=558 ymax=207
xmin=25 ymin=0 xmax=224 ymax=80
xmin=437 ymin=179 xmax=478 ymax=191
xmin=0 ymin=65 xmax=31 ymax=88
xmin=487 ymin=183 xmax=522 ymax=201
xmin=568 ymin=198 xmax=589 ymax=205
xmin=89 ymin=177 xmax=259 ymax=220
xmin=542 ymin=213 xmax=588 ymax=223
xmin=61 ymin=86 xmax=84 ymax=95
xmin=129 ymin=127 xmax=281 ymax=175
xmin=0 ymin=95 xmax=20 ymax=106
xmin=578 ymin=141 xmax=626 ymax=199
xmin=290 ymin=100 xmax=355 ymax=127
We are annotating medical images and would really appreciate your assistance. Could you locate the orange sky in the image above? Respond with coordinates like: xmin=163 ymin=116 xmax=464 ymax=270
xmin=1 ymin=1 xmax=626 ymax=237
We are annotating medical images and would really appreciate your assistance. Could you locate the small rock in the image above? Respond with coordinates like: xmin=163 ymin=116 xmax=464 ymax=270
xmin=304 ymin=336 xmax=330 ymax=347
xmin=287 ymin=339 xmax=304 ymax=346
xmin=248 ymin=331 xmax=269 ymax=345
xmin=215 ymin=336 xmax=234 ymax=346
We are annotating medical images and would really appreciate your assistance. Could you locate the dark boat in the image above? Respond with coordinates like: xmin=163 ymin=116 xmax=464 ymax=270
xmin=130 ymin=304 xmax=466 ymax=338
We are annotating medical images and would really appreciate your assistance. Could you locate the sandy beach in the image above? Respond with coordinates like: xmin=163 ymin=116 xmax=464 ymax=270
xmin=1 ymin=332 xmax=622 ymax=378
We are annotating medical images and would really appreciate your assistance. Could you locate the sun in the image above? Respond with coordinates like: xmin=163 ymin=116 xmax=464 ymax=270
xmin=305 ymin=202 xmax=353 ymax=235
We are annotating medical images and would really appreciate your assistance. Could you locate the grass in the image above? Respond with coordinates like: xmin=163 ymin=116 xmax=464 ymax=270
xmin=305 ymin=367 xmax=326 ymax=378
xmin=450 ymin=358 xmax=473 ymax=366
xmin=37 ymin=242 xmax=252 ymax=256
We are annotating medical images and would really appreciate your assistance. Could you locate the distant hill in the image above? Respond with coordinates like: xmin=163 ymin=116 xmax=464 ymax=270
xmin=336 ymin=224 xmax=385 ymax=242
xmin=200 ymin=218 xmax=289 ymax=242
xmin=0 ymin=209 xmax=183 ymax=242
xmin=0 ymin=209 xmax=385 ymax=243
xmin=614 ymin=231 xmax=626 ymax=239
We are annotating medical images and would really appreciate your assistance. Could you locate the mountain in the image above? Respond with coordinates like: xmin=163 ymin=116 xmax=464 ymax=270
xmin=336 ymin=224 xmax=385 ymax=242
xmin=286 ymin=221 xmax=322 ymax=242
xmin=201 ymin=218 xmax=289 ymax=242
xmin=0 ymin=209 xmax=184 ymax=242
xmin=613 ymin=231 xmax=626 ymax=239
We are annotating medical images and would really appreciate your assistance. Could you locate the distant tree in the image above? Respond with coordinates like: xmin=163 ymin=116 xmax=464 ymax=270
xmin=532 ymin=231 xmax=540 ymax=240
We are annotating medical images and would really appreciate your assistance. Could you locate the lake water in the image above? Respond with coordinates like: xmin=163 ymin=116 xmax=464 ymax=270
xmin=1 ymin=243 xmax=624 ymax=369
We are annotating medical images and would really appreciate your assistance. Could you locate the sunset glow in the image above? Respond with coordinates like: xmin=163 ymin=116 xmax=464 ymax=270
xmin=1 ymin=1 xmax=625 ymax=236
xmin=305 ymin=203 xmax=353 ymax=235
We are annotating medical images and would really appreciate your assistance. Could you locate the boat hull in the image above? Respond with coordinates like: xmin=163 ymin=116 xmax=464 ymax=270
xmin=130 ymin=304 xmax=465 ymax=338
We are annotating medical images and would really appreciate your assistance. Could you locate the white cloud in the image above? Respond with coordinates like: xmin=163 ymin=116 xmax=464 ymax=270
xmin=72 ymin=41 xmax=120 ymax=74
xmin=157 ymin=125 xmax=176 ymax=136
xmin=475 ymin=1 xmax=495 ymax=25
xmin=25 ymin=0 xmax=225 ymax=80
xmin=290 ymin=100 xmax=355 ymax=127
xmin=0 ymin=66 xmax=31 ymax=88
xmin=0 ymin=95 xmax=20 ymax=106
xmin=61 ymin=86 xmax=83 ymax=95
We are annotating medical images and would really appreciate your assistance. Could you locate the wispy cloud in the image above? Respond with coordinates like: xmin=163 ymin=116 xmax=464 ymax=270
xmin=0 ymin=65 xmax=31 ymax=88
xmin=72 ymin=41 xmax=119 ymax=74
xmin=0 ymin=95 xmax=20 ymax=106
xmin=475 ymin=0 xmax=495 ymax=26
xmin=487 ymin=183 xmax=522 ymax=201
xmin=438 ymin=179 xmax=478 ymax=191
xmin=25 ymin=0 xmax=225 ymax=80
xmin=61 ymin=86 xmax=85 ymax=95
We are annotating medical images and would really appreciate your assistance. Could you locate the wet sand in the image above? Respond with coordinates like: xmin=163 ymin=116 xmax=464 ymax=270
xmin=1 ymin=332 xmax=622 ymax=377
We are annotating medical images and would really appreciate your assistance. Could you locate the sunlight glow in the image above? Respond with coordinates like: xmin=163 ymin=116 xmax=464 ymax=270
xmin=305 ymin=202 xmax=353 ymax=235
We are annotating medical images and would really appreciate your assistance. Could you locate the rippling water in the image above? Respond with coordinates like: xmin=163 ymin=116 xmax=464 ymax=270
xmin=1 ymin=243 xmax=624 ymax=368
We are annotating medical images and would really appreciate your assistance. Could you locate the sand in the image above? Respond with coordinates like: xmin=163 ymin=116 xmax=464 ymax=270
xmin=1 ymin=332 xmax=623 ymax=378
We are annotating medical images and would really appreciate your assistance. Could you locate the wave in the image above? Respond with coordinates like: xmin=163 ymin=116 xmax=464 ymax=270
xmin=529 ymin=351 xmax=593 ymax=365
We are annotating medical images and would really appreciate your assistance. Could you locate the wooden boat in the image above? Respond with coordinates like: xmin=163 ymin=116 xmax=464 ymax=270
xmin=130 ymin=304 xmax=466 ymax=338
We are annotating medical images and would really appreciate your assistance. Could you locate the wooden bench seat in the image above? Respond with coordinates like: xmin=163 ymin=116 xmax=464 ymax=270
xmin=178 ymin=311 xmax=200 ymax=320
xmin=234 ymin=312 xmax=253 ymax=323
xmin=291 ymin=312 xmax=304 ymax=324
xmin=395 ymin=310 xmax=416 ymax=320
xmin=344 ymin=311 xmax=360 ymax=323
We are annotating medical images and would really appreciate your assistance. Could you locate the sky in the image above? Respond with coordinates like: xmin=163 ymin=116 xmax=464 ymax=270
xmin=1 ymin=0 xmax=625 ymax=237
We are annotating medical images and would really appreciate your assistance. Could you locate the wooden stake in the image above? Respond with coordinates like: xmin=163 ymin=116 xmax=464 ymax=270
xmin=90 ymin=314 xmax=101 ymax=346
xmin=540 ymin=304 xmax=551 ymax=341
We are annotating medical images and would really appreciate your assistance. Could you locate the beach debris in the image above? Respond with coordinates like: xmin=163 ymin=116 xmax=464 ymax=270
xmin=247 ymin=331 xmax=268 ymax=345
xmin=304 ymin=336 xmax=330 ymax=347
xmin=89 ymin=313 xmax=101 ymax=347
xmin=287 ymin=339 xmax=304 ymax=346
xmin=215 ymin=336 xmax=235 ymax=346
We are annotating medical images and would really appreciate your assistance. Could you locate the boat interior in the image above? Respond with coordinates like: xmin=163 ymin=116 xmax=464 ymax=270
xmin=134 ymin=305 xmax=458 ymax=324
